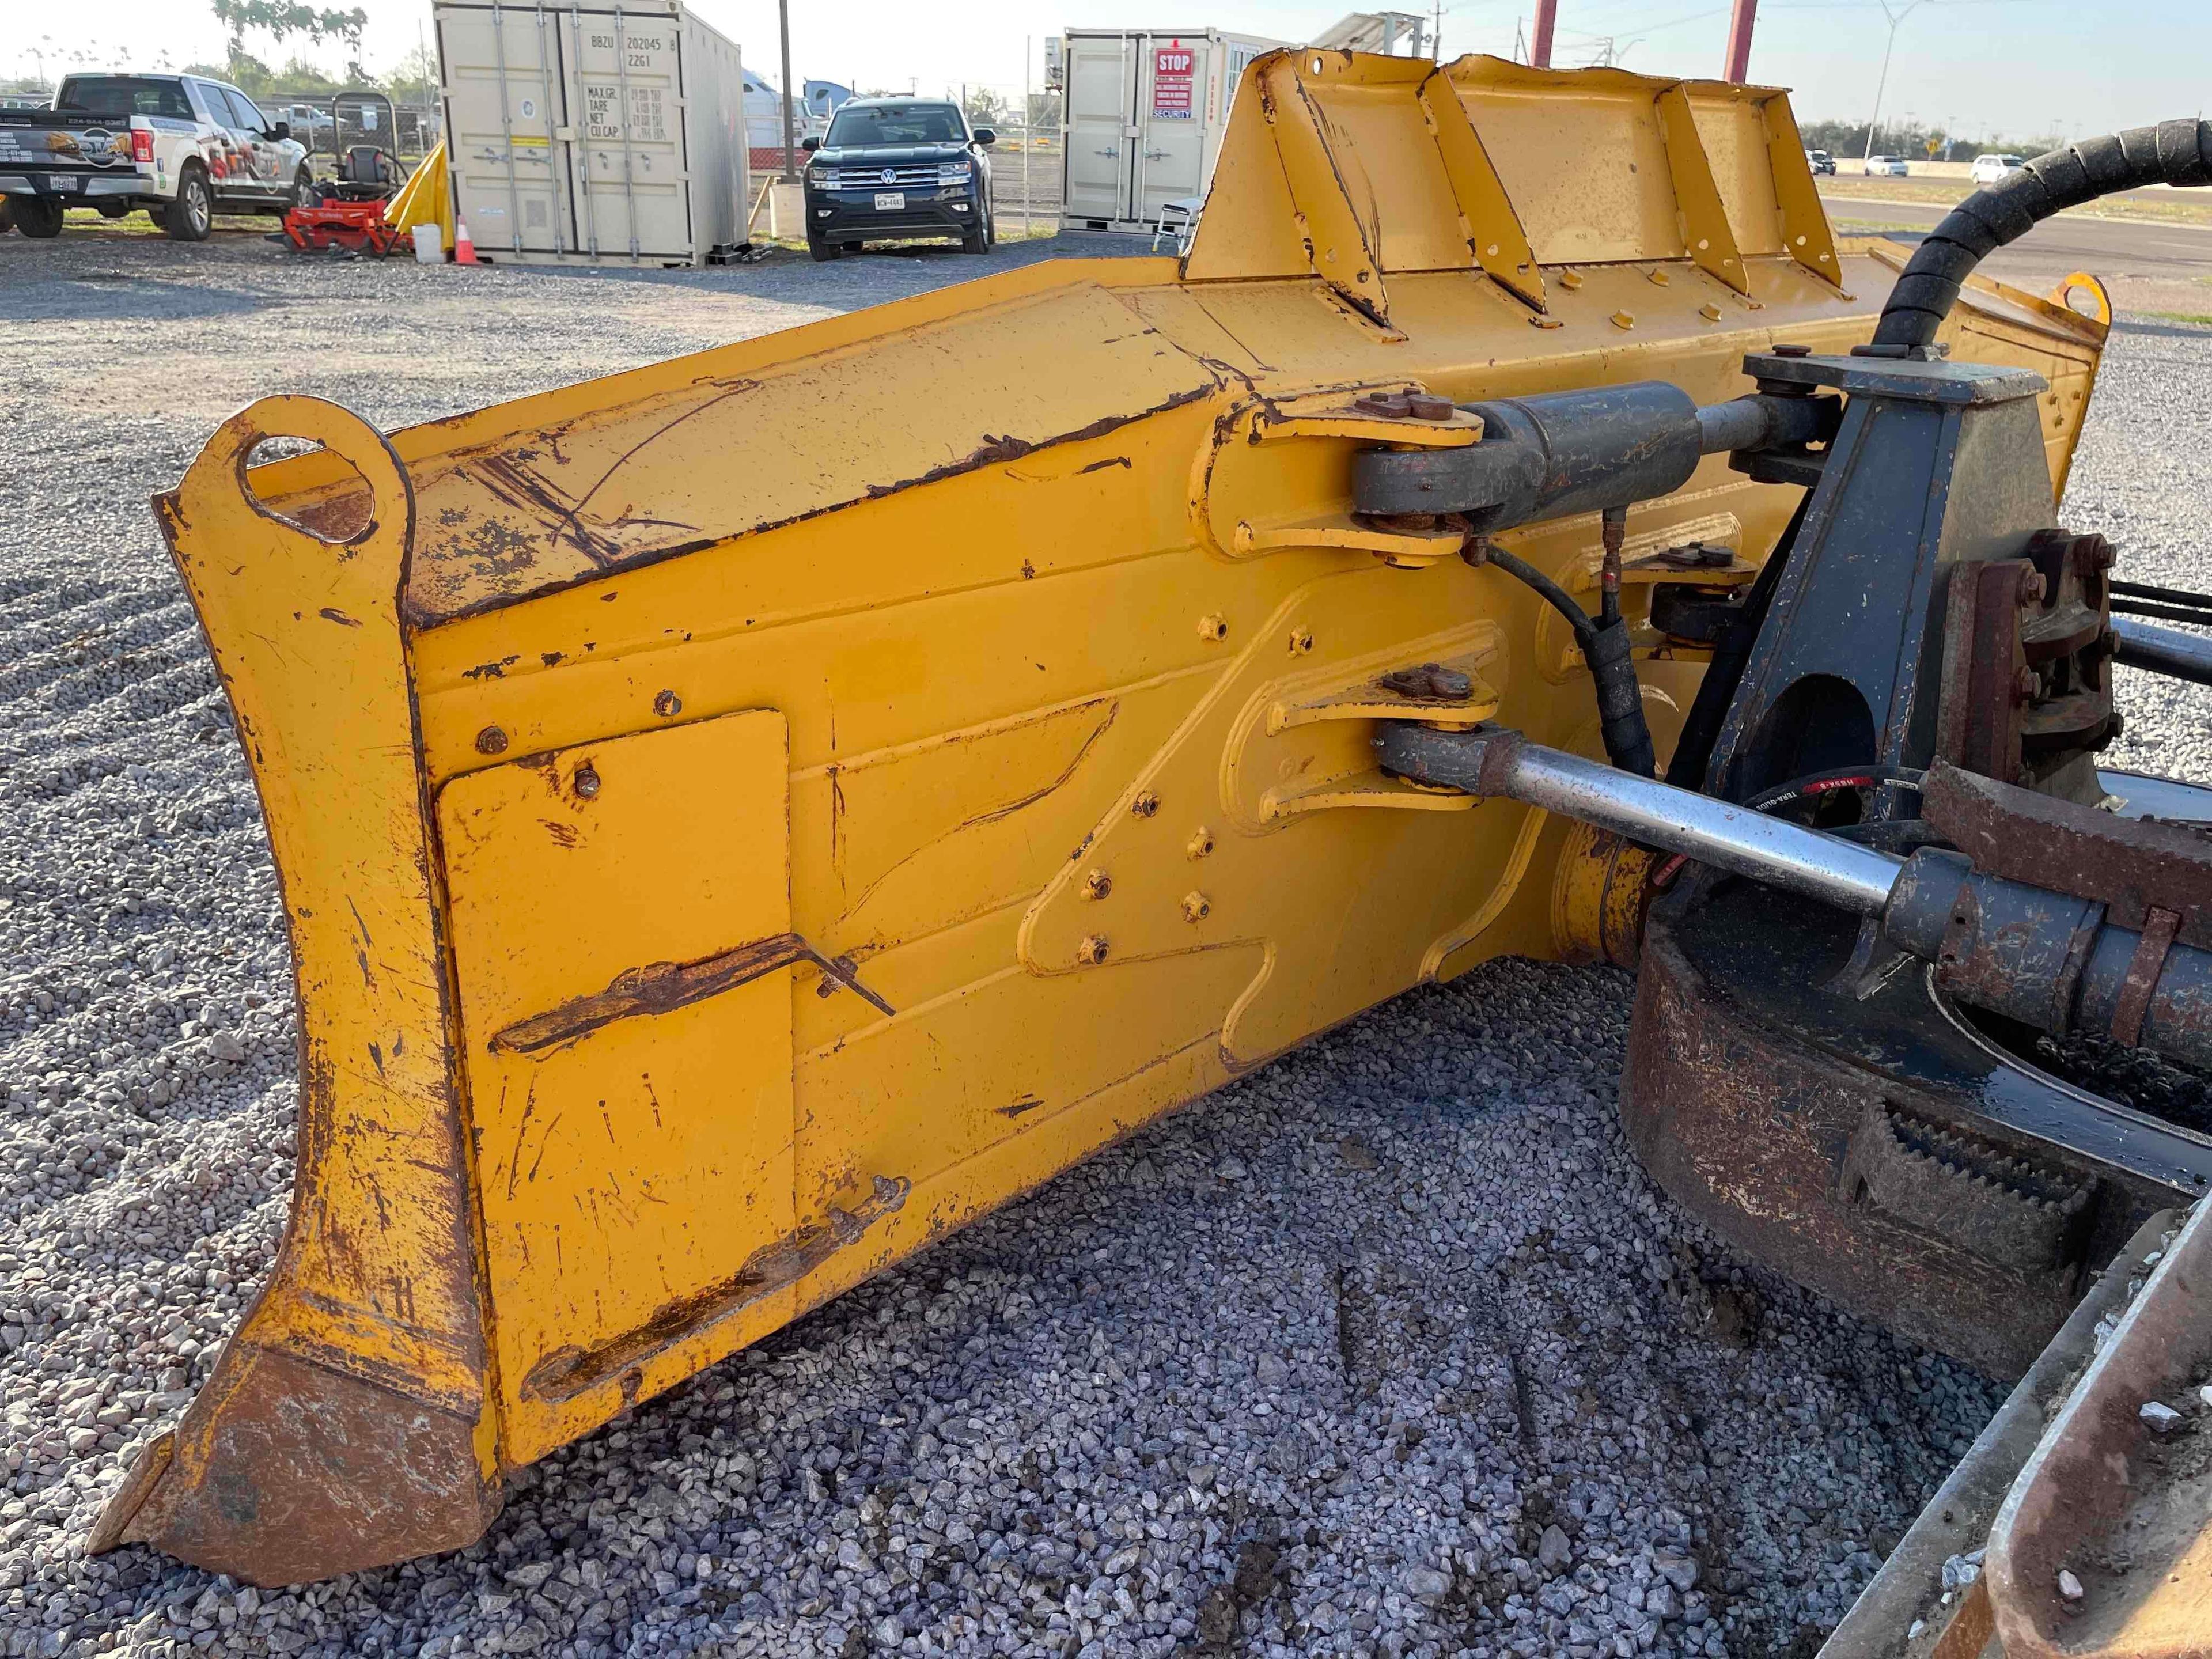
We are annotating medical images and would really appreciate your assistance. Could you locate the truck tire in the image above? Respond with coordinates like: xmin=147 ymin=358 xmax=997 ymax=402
xmin=961 ymin=214 xmax=987 ymax=255
xmin=13 ymin=197 xmax=66 ymax=238
xmin=808 ymin=235 xmax=841 ymax=262
xmin=164 ymin=167 xmax=213 ymax=242
xmin=276 ymin=166 xmax=313 ymax=214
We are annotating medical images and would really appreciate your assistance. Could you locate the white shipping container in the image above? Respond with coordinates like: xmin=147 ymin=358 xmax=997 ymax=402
xmin=1058 ymin=26 xmax=1285 ymax=235
xmin=435 ymin=0 xmax=750 ymax=267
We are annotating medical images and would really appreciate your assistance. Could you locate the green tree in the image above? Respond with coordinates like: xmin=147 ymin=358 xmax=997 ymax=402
xmin=209 ymin=0 xmax=369 ymax=82
xmin=378 ymin=43 xmax=437 ymax=108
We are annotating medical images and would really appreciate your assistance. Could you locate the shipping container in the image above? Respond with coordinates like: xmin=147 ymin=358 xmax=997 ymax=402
xmin=434 ymin=0 xmax=749 ymax=267
xmin=1057 ymin=26 xmax=1285 ymax=235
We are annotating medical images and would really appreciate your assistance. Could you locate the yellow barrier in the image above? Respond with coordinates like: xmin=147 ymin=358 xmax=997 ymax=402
xmin=383 ymin=138 xmax=452 ymax=250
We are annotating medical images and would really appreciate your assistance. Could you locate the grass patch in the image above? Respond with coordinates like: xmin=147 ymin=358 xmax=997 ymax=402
xmin=2145 ymin=312 xmax=2212 ymax=327
xmin=50 ymin=206 xmax=275 ymax=238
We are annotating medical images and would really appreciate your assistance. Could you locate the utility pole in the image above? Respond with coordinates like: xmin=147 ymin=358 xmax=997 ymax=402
xmin=1722 ymin=0 xmax=1758 ymax=83
xmin=1530 ymin=0 xmax=1559 ymax=67
xmin=1433 ymin=0 xmax=1443 ymax=60
xmin=1862 ymin=0 xmax=1922 ymax=162
xmin=777 ymin=0 xmax=797 ymax=181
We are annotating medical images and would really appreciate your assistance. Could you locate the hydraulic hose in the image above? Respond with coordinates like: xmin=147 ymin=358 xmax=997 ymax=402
xmin=1477 ymin=540 xmax=1657 ymax=778
xmin=1872 ymin=121 xmax=2212 ymax=350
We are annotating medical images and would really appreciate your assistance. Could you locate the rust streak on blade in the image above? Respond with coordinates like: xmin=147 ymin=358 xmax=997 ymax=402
xmin=519 ymin=1175 xmax=910 ymax=1403
xmin=491 ymin=931 xmax=893 ymax=1055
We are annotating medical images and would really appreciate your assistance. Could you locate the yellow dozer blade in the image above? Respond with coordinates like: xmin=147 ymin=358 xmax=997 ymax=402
xmin=88 ymin=51 xmax=2111 ymax=1585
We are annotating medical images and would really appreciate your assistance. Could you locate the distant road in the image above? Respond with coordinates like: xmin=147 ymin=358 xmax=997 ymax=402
xmin=1819 ymin=192 xmax=2212 ymax=316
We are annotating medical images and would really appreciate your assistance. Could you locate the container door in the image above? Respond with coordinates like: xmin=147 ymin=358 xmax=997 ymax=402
xmin=1063 ymin=35 xmax=1135 ymax=225
xmin=1134 ymin=35 xmax=1211 ymax=228
xmin=563 ymin=6 xmax=692 ymax=260
xmin=438 ymin=3 xmax=569 ymax=256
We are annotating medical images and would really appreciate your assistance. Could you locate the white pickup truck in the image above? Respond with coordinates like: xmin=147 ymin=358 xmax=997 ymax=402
xmin=0 ymin=72 xmax=311 ymax=241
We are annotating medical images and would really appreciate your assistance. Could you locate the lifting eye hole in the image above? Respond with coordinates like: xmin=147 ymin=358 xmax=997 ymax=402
xmin=242 ymin=436 xmax=373 ymax=545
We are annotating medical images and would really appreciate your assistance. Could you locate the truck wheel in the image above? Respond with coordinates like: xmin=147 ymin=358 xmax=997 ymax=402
xmin=164 ymin=168 xmax=213 ymax=241
xmin=961 ymin=218 xmax=987 ymax=254
xmin=808 ymin=235 xmax=841 ymax=262
xmin=276 ymin=166 xmax=313 ymax=214
xmin=13 ymin=197 xmax=66 ymax=238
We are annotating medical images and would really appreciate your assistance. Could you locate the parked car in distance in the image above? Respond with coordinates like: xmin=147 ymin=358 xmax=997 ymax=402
xmin=800 ymin=96 xmax=994 ymax=260
xmin=0 ymin=72 xmax=310 ymax=240
xmin=1969 ymin=153 xmax=2025 ymax=184
xmin=1805 ymin=149 xmax=1836 ymax=175
xmin=1862 ymin=154 xmax=1911 ymax=177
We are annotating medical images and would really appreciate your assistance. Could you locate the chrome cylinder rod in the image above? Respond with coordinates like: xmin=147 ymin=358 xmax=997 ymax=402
xmin=1376 ymin=725 xmax=1904 ymax=916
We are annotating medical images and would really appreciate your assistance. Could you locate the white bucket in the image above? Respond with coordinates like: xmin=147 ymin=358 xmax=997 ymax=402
xmin=412 ymin=223 xmax=445 ymax=265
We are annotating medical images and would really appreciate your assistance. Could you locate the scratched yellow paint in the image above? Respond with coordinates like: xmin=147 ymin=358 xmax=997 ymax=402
xmin=107 ymin=50 xmax=2115 ymax=1584
xmin=435 ymin=713 xmax=798 ymax=1466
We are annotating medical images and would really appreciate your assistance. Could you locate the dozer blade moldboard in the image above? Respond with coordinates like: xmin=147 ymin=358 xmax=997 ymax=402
xmin=88 ymin=51 xmax=2111 ymax=1584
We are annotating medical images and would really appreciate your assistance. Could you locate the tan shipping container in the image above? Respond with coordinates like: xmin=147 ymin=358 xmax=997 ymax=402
xmin=435 ymin=0 xmax=750 ymax=266
xmin=1058 ymin=26 xmax=1284 ymax=235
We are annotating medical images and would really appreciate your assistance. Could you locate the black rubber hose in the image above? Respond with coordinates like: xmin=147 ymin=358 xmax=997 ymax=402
xmin=2112 ymin=598 xmax=2212 ymax=628
xmin=1484 ymin=545 xmax=1598 ymax=650
xmin=1479 ymin=545 xmax=1656 ymax=777
xmin=1872 ymin=121 xmax=2212 ymax=350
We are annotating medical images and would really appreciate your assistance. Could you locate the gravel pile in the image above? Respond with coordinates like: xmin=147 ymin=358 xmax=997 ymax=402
xmin=0 ymin=231 xmax=2206 ymax=1659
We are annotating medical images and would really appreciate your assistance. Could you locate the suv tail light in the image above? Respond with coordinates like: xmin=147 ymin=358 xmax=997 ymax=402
xmin=129 ymin=128 xmax=154 ymax=164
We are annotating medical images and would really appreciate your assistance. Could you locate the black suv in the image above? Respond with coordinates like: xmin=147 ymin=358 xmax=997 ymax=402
xmin=800 ymin=97 xmax=995 ymax=260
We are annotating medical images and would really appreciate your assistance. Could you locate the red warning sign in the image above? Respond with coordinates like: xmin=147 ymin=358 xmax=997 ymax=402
xmin=1152 ymin=41 xmax=1194 ymax=119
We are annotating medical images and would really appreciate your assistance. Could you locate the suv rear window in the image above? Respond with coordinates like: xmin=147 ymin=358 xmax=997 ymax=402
xmin=825 ymin=104 xmax=965 ymax=146
xmin=56 ymin=76 xmax=195 ymax=121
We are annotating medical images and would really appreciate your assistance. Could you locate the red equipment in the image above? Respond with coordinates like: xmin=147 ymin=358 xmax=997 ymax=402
xmin=280 ymin=143 xmax=403 ymax=256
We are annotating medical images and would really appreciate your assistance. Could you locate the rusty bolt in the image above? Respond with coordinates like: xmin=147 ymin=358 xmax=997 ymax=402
xmin=1131 ymin=791 xmax=1160 ymax=819
xmin=1353 ymin=391 xmax=1413 ymax=419
xmin=2018 ymin=573 xmax=2047 ymax=608
xmin=1379 ymin=662 xmax=1475 ymax=703
xmin=1187 ymin=827 xmax=1215 ymax=860
xmin=573 ymin=763 xmax=602 ymax=799
xmin=474 ymin=725 xmax=509 ymax=756
xmin=2077 ymin=535 xmax=2116 ymax=574
xmin=1081 ymin=868 xmax=1112 ymax=902
xmin=1181 ymin=891 xmax=1212 ymax=923
xmin=653 ymin=689 xmax=683 ymax=718
xmin=1289 ymin=627 xmax=1315 ymax=655
xmin=1198 ymin=613 xmax=1229 ymax=642
xmin=1405 ymin=391 xmax=1453 ymax=422
xmin=1076 ymin=935 xmax=1110 ymax=965
xmin=2013 ymin=666 xmax=2040 ymax=704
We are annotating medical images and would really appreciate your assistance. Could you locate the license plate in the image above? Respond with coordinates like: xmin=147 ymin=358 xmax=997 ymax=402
xmin=48 ymin=175 xmax=79 ymax=192
xmin=874 ymin=191 xmax=904 ymax=211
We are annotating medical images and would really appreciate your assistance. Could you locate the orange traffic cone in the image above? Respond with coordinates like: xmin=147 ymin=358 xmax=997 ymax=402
xmin=454 ymin=220 xmax=478 ymax=265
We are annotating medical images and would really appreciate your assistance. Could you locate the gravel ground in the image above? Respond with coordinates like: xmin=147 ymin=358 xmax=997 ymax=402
xmin=1 ymin=230 xmax=2208 ymax=1659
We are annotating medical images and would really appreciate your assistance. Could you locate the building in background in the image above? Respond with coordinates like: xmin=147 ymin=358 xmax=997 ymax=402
xmin=1312 ymin=12 xmax=1433 ymax=55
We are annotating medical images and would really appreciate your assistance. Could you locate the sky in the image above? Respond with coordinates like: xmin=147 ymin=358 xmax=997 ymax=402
xmin=10 ymin=0 xmax=2207 ymax=143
